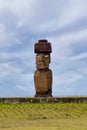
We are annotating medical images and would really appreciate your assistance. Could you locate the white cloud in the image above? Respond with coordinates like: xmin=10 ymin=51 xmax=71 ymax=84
xmin=57 ymin=0 xmax=87 ymax=28
xmin=0 ymin=0 xmax=87 ymax=96
xmin=49 ymin=29 xmax=87 ymax=61
xmin=0 ymin=23 xmax=5 ymax=33
xmin=0 ymin=23 xmax=16 ymax=48
xmin=0 ymin=62 xmax=21 ymax=76
xmin=16 ymin=85 xmax=29 ymax=91
xmin=58 ymin=72 xmax=84 ymax=85
xmin=0 ymin=51 xmax=33 ymax=60
xmin=23 ymin=0 xmax=87 ymax=33
xmin=71 ymin=52 xmax=87 ymax=60
xmin=0 ymin=0 xmax=34 ymax=13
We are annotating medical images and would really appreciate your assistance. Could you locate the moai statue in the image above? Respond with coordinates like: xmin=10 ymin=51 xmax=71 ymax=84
xmin=34 ymin=39 xmax=52 ymax=97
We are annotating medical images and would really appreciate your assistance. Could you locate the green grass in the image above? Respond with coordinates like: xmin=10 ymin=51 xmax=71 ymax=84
xmin=0 ymin=102 xmax=87 ymax=130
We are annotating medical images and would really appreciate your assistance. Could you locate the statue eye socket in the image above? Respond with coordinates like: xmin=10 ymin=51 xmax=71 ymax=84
xmin=44 ymin=55 xmax=49 ymax=58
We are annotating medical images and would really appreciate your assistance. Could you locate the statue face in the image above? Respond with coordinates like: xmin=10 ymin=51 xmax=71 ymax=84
xmin=36 ymin=53 xmax=50 ymax=69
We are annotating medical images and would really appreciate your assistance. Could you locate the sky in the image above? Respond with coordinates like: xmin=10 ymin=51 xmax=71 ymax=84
xmin=0 ymin=0 xmax=87 ymax=97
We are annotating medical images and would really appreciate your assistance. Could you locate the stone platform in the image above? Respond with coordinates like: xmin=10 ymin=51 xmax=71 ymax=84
xmin=0 ymin=97 xmax=87 ymax=103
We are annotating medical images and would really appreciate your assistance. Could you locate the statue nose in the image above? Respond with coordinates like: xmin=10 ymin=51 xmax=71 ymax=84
xmin=39 ymin=55 xmax=44 ymax=61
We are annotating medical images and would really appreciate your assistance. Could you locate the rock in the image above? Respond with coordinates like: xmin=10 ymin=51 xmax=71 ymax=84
xmin=34 ymin=39 xmax=53 ymax=97
xmin=34 ymin=69 xmax=52 ymax=97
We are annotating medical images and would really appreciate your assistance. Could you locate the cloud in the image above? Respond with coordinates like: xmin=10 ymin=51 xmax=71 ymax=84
xmin=57 ymin=0 xmax=87 ymax=28
xmin=0 ymin=62 xmax=21 ymax=76
xmin=71 ymin=52 xmax=87 ymax=60
xmin=0 ymin=23 xmax=15 ymax=48
xmin=1 ymin=0 xmax=87 ymax=35
xmin=16 ymin=84 xmax=34 ymax=93
xmin=0 ymin=0 xmax=87 ymax=96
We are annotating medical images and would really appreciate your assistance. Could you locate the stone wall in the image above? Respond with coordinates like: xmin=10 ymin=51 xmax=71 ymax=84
xmin=0 ymin=97 xmax=87 ymax=103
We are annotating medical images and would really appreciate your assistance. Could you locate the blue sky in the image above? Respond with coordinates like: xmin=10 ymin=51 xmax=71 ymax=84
xmin=0 ymin=0 xmax=87 ymax=97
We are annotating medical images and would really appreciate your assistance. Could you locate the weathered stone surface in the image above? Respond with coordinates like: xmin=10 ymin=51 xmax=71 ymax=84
xmin=34 ymin=39 xmax=53 ymax=97
xmin=34 ymin=69 xmax=52 ymax=97
xmin=0 ymin=97 xmax=87 ymax=103
xmin=34 ymin=39 xmax=52 ymax=53
xmin=36 ymin=53 xmax=50 ymax=69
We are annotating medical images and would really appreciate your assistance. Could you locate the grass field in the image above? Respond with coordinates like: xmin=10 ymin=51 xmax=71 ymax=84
xmin=0 ymin=102 xmax=87 ymax=130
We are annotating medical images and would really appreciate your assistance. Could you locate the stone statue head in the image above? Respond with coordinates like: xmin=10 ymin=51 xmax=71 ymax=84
xmin=36 ymin=53 xmax=50 ymax=69
xmin=34 ymin=39 xmax=52 ymax=70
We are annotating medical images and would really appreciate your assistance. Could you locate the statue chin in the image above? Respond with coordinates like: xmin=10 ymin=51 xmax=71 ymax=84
xmin=36 ymin=65 xmax=49 ymax=70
